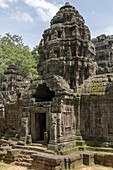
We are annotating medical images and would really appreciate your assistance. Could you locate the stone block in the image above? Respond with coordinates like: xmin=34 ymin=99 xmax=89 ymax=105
xmin=83 ymin=153 xmax=94 ymax=165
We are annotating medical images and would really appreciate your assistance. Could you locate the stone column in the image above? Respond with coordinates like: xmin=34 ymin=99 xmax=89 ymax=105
xmin=57 ymin=113 xmax=62 ymax=141
xmin=76 ymin=97 xmax=81 ymax=135
xmin=76 ymin=45 xmax=79 ymax=56
xmin=76 ymin=71 xmax=79 ymax=87
xmin=48 ymin=113 xmax=58 ymax=151
xmin=20 ymin=118 xmax=28 ymax=144
xmin=49 ymin=113 xmax=57 ymax=144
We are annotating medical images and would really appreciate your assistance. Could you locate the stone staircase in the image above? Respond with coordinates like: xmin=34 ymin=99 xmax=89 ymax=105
xmin=15 ymin=151 xmax=33 ymax=167
xmin=0 ymin=136 xmax=87 ymax=167
xmin=0 ymin=140 xmax=56 ymax=168
xmin=75 ymin=135 xmax=86 ymax=147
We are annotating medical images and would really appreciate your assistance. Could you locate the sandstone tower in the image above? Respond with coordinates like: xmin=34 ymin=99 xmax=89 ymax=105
xmin=38 ymin=2 xmax=97 ymax=91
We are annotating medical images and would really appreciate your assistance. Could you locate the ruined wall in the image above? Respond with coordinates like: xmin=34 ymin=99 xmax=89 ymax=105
xmin=5 ymin=103 xmax=21 ymax=133
xmin=0 ymin=93 xmax=5 ymax=136
xmin=0 ymin=106 xmax=5 ymax=136
xmin=92 ymin=34 xmax=113 ymax=74
xmin=80 ymin=95 xmax=113 ymax=145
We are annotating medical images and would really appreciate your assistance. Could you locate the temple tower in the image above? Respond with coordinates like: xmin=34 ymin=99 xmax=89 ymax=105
xmin=0 ymin=63 xmax=23 ymax=95
xmin=38 ymin=2 xmax=97 ymax=91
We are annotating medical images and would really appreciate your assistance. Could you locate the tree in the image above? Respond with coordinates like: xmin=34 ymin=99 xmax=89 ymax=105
xmin=31 ymin=45 xmax=40 ymax=63
xmin=0 ymin=33 xmax=38 ymax=79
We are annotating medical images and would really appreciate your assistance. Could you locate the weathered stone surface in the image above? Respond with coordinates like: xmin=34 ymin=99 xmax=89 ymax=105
xmin=94 ymin=152 xmax=113 ymax=167
xmin=38 ymin=2 xmax=97 ymax=91
xmin=31 ymin=152 xmax=83 ymax=170
xmin=92 ymin=34 xmax=113 ymax=74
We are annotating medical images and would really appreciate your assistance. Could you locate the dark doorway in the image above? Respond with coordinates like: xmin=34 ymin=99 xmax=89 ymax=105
xmin=35 ymin=113 xmax=46 ymax=141
xmin=33 ymin=84 xmax=55 ymax=102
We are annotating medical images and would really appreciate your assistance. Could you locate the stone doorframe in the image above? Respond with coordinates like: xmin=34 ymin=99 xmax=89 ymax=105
xmin=31 ymin=106 xmax=50 ymax=143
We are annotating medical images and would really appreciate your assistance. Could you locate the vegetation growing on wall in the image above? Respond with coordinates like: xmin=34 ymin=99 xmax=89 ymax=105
xmin=90 ymin=80 xmax=102 ymax=93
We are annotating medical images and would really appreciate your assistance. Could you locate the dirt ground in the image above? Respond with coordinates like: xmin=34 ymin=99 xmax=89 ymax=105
xmin=76 ymin=165 xmax=113 ymax=170
xmin=0 ymin=163 xmax=113 ymax=170
xmin=0 ymin=163 xmax=27 ymax=170
xmin=3 ymin=166 xmax=27 ymax=170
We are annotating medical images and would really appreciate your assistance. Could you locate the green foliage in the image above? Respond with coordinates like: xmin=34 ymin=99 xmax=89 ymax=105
xmin=0 ymin=33 xmax=39 ymax=79
xmin=90 ymin=80 xmax=102 ymax=93
xmin=31 ymin=45 xmax=40 ymax=63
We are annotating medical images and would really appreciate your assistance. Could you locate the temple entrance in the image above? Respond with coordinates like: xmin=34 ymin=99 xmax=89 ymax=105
xmin=35 ymin=113 xmax=46 ymax=141
xmin=33 ymin=83 xmax=55 ymax=102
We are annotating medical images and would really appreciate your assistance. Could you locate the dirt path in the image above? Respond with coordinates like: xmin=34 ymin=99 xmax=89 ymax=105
xmin=0 ymin=163 xmax=27 ymax=170
xmin=0 ymin=163 xmax=113 ymax=170
xmin=76 ymin=165 xmax=113 ymax=170
xmin=4 ymin=166 xmax=27 ymax=170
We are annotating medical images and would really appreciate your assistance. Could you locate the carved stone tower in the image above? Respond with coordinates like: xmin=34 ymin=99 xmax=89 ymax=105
xmin=0 ymin=63 xmax=23 ymax=95
xmin=38 ymin=2 xmax=96 ymax=91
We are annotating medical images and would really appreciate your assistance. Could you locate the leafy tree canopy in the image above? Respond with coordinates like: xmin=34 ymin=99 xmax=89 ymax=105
xmin=0 ymin=33 xmax=39 ymax=79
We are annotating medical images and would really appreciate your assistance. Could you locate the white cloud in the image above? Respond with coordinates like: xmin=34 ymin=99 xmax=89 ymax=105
xmin=91 ymin=25 xmax=113 ymax=38
xmin=0 ymin=0 xmax=17 ymax=8
xmin=23 ymin=0 xmax=61 ymax=22
xmin=104 ymin=26 xmax=113 ymax=35
xmin=92 ymin=25 xmax=113 ymax=38
xmin=11 ymin=12 xmax=34 ymax=23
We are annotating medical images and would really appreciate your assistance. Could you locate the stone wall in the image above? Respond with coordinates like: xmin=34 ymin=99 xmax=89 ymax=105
xmin=0 ymin=93 xmax=5 ymax=136
xmin=5 ymin=103 xmax=21 ymax=133
xmin=80 ymin=94 xmax=113 ymax=146
xmin=92 ymin=34 xmax=113 ymax=74
xmin=94 ymin=152 xmax=113 ymax=167
xmin=31 ymin=152 xmax=83 ymax=170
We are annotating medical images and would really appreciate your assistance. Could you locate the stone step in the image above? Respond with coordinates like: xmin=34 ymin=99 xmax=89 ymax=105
xmin=86 ymin=146 xmax=113 ymax=152
xmin=76 ymin=140 xmax=86 ymax=146
xmin=0 ymin=139 xmax=17 ymax=146
xmin=13 ymin=145 xmax=55 ymax=154
xmin=75 ymin=136 xmax=83 ymax=140
xmin=0 ymin=146 xmax=12 ymax=151
xmin=31 ymin=143 xmax=46 ymax=148
xmin=0 ymin=151 xmax=7 ymax=160
xmin=59 ymin=147 xmax=78 ymax=155
xmin=17 ymin=157 xmax=33 ymax=164
xmin=15 ymin=161 xmax=31 ymax=167
xmin=21 ymin=150 xmax=37 ymax=155
xmin=18 ymin=153 xmax=31 ymax=159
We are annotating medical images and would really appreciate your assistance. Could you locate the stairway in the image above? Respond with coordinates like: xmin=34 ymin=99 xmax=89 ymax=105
xmin=0 ymin=139 xmax=56 ymax=168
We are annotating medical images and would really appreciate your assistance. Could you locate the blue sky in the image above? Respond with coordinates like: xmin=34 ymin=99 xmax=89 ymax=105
xmin=0 ymin=0 xmax=113 ymax=49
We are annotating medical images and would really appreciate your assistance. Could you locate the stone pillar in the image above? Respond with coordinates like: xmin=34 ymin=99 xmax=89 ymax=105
xmin=76 ymin=97 xmax=81 ymax=135
xmin=67 ymin=45 xmax=71 ymax=58
xmin=19 ymin=118 xmax=28 ymax=144
xmin=48 ymin=113 xmax=58 ymax=150
xmin=76 ymin=45 xmax=79 ymax=56
xmin=76 ymin=71 xmax=79 ymax=87
xmin=57 ymin=113 xmax=62 ymax=141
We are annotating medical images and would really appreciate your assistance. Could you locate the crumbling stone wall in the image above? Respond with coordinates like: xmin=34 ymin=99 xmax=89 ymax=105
xmin=0 ymin=93 xmax=5 ymax=136
xmin=92 ymin=34 xmax=113 ymax=74
xmin=5 ymin=103 xmax=22 ymax=134
xmin=80 ymin=94 xmax=113 ymax=145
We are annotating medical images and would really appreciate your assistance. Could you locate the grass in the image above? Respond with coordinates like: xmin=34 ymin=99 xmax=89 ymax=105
xmin=0 ymin=162 xmax=15 ymax=169
xmin=0 ymin=162 xmax=8 ymax=169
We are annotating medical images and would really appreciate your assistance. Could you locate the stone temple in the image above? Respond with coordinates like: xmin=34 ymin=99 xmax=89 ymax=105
xmin=1 ymin=2 xmax=113 ymax=170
